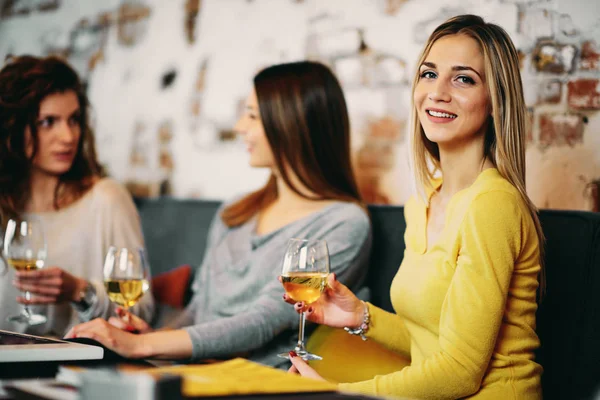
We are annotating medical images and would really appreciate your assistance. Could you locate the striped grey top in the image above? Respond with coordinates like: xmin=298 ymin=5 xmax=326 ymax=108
xmin=172 ymin=200 xmax=371 ymax=368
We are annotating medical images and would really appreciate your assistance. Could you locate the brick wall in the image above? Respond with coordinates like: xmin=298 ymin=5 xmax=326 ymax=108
xmin=0 ymin=0 xmax=598 ymax=210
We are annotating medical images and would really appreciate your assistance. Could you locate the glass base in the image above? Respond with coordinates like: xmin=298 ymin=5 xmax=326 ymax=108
xmin=7 ymin=313 xmax=47 ymax=326
xmin=278 ymin=350 xmax=322 ymax=361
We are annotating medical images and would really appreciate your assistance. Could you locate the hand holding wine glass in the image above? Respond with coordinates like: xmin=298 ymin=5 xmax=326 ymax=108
xmin=103 ymin=247 xmax=150 ymax=325
xmin=4 ymin=217 xmax=48 ymax=325
xmin=278 ymin=238 xmax=330 ymax=361
xmin=283 ymin=272 xmax=365 ymax=329
xmin=108 ymin=306 xmax=152 ymax=334
xmin=13 ymin=266 xmax=89 ymax=305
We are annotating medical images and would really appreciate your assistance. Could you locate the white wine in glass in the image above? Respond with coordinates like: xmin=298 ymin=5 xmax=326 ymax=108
xmin=278 ymin=238 xmax=330 ymax=361
xmin=3 ymin=218 xmax=48 ymax=325
xmin=103 ymin=247 xmax=150 ymax=312
xmin=281 ymin=272 xmax=328 ymax=305
xmin=105 ymin=278 xmax=146 ymax=308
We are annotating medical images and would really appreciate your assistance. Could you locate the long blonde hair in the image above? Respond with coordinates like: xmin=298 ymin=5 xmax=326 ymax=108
xmin=411 ymin=14 xmax=545 ymax=296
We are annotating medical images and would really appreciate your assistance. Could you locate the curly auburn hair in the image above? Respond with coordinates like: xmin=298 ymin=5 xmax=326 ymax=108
xmin=0 ymin=55 xmax=104 ymax=224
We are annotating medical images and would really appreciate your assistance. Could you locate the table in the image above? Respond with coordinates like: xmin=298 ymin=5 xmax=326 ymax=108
xmin=0 ymin=360 xmax=386 ymax=400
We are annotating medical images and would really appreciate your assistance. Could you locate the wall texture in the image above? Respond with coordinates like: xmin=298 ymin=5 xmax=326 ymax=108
xmin=0 ymin=0 xmax=598 ymax=210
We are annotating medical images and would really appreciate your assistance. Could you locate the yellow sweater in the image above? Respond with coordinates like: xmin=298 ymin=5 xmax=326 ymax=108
xmin=339 ymin=168 xmax=542 ymax=399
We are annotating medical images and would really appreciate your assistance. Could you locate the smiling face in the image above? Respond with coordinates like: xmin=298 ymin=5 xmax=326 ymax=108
xmin=26 ymin=90 xmax=82 ymax=177
xmin=414 ymin=34 xmax=491 ymax=149
xmin=234 ymin=89 xmax=276 ymax=168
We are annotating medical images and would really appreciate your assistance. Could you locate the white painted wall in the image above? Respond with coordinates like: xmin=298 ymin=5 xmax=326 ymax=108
xmin=0 ymin=0 xmax=598 ymax=209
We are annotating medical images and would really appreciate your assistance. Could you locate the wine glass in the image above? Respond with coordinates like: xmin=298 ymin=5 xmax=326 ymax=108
xmin=103 ymin=247 xmax=150 ymax=317
xmin=3 ymin=217 xmax=48 ymax=325
xmin=278 ymin=238 xmax=330 ymax=361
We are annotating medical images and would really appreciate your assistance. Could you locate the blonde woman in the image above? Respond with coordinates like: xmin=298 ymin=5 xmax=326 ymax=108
xmin=285 ymin=14 xmax=544 ymax=399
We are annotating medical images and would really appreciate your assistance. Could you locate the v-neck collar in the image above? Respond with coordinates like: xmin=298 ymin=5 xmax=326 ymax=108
xmin=417 ymin=168 xmax=498 ymax=254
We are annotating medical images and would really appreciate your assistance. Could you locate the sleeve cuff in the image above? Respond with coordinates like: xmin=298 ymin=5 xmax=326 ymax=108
xmin=76 ymin=279 xmax=110 ymax=322
xmin=183 ymin=325 xmax=204 ymax=361
xmin=338 ymin=381 xmax=376 ymax=396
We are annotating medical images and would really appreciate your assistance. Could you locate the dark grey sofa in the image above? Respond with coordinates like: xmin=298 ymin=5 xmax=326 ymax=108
xmin=135 ymin=198 xmax=600 ymax=400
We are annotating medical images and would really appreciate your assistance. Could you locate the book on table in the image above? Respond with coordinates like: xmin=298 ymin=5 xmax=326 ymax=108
xmin=52 ymin=357 xmax=337 ymax=398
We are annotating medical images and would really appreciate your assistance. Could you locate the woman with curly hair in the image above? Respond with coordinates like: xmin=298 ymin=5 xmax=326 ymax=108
xmin=0 ymin=55 xmax=154 ymax=336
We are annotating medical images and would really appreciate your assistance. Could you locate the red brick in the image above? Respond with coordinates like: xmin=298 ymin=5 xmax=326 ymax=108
xmin=526 ymin=108 xmax=534 ymax=145
xmin=537 ymin=80 xmax=562 ymax=104
xmin=116 ymin=3 xmax=151 ymax=46
xmin=356 ymin=175 xmax=390 ymax=205
xmin=356 ymin=138 xmax=395 ymax=171
xmin=580 ymin=41 xmax=600 ymax=71
xmin=367 ymin=116 xmax=403 ymax=140
xmin=539 ymin=113 xmax=584 ymax=147
xmin=567 ymin=79 xmax=600 ymax=110
xmin=185 ymin=0 xmax=200 ymax=44
xmin=532 ymin=40 xmax=577 ymax=74
xmin=588 ymin=181 xmax=600 ymax=212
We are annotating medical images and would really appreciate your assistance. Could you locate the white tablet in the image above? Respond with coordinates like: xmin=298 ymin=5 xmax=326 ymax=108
xmin=0 ymin=329 xmax=103 ymax=362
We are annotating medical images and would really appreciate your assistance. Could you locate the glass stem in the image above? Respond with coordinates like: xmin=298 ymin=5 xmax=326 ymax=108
xmin=295 ymin=312 xmax=307 ymax=353
xmin=122 ymin=305 xmax=130 ymax=323
xmin=22 ymin=291 xmax=32 ymax=317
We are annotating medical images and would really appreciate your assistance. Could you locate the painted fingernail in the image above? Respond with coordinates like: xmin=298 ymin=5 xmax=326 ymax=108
xmin=282 ymin=294 xmax=287 ymax=300
xmin=125 ymin=326 xmax=140 ymax=334
xmin=289 ymin=351 xmax=297 ymax=358
xmin=308 ymin=307 xmax=313 ymax=313
xmin=332 ymin=272 xmax=337 ymax=280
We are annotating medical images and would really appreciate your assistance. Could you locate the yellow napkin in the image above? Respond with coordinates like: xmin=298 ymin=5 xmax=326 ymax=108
xmin=148 ymin=358 xmax=337 ymax=397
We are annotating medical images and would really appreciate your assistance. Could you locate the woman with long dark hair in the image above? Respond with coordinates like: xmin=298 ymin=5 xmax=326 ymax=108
xmin=0 ymin=55 xmax=154 ymax=336
xmin=66 ymin=61 xmax=372 ymax=368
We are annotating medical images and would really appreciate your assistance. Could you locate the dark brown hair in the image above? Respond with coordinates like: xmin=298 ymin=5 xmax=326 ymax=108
xmin=0 ymin=55 xmax=104 ymax=224
xmin=221 ymin=61 xmax=362 ymax=227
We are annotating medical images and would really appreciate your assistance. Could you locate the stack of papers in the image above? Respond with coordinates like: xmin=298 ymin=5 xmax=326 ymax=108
xmin=148 ymin=358 xmax=337 ymax=397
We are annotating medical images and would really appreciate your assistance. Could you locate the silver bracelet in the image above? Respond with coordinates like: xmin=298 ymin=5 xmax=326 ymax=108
xmin=344 ymin=301 xmax=370 ymax=341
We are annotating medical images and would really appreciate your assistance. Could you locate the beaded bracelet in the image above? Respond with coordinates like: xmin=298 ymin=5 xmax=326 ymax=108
xmin=343 ymin=301 xmax=370 ymax=341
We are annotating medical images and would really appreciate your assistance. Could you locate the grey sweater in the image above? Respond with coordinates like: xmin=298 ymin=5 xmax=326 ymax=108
xmin=171 ymin=201 xmax=371 ymax=368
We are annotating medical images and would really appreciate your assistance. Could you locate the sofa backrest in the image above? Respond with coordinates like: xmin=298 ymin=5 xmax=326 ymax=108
xmin=365 ymin=205 xmax=406 ymax=313
xmin=134 ymin=197 xmax=221 ymax=276
xmin=135 ymin=197 xmax=600 ymax=400
xmin=364 ymin=205 xmax=600 ymax=400
xmin=535 ymin=210 xmax=600 ymax=400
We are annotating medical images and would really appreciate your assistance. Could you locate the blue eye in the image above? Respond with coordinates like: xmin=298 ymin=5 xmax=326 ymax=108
xmin=420 ymin=71 xmax=437 ymax=79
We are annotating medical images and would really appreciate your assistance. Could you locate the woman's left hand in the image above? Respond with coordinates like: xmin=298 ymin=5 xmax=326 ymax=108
xmin=287 ymin=351 xmax=326 ymax=381
xmin=13 ymin=266 xmax=87 ymax=304
xmin=64 ymin=318 xmax=147 ymax=359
